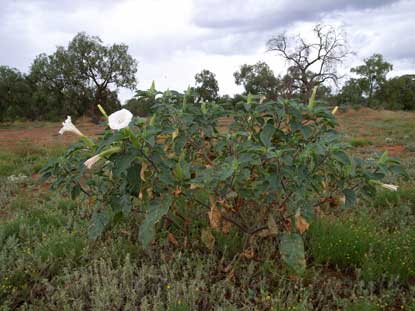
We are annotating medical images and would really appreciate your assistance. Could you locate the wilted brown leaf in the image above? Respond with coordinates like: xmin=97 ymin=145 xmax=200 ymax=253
xmin=172 ymin=186 xmax=182 ymax=196
xmin=258 ymin=215 xmax=279 ymax=238
xmin=140 ymin=162 xmax=148 ymax=181
xmin=242 ymin=247 xmax=255 ymax=259
xmin=190 ymin=183 xmax=202 ymax=189
xmin=267 ymin=215 xmax=278 ymax=235
xmin=208 ymin=194 xmax=222 ymax=230
xmin=295 ymin=212 xmax=310 ymax=234
xmin=339 ymin=195 xmax=346 ymax=205
xmin=226 ymin=269 xmax=235 ymax=282
xmin=167 ymin=232 xmax=179 ymax=247
xmin=222 ymin=219 xmax=232 ymax=234
xmin=172 ymin=128 xmax=179 ymax=140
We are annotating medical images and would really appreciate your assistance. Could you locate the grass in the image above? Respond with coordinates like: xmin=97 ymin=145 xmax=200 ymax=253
xmin=0 ymin=108 xmax=415 ymax=309
xmin=338 ymin=108 xmax=415 ymax=152
xmin=349 ymin=137 xmax=373 ymax=148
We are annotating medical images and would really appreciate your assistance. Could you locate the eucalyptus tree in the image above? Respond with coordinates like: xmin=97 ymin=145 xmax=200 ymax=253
xmin=351 ymin=53 xmax=393 ymax=106
xmin=0 ymin=66 xmax=32 ymax=121
xmin=29 ymin=32 xmax=138 ymax=120
xmin=194 ymin=69 xmax=219 ymax=102
xmin=233 ymin=61 xmax=279 ymax=99
xmin=67 ymin=32 xmax=138 ymax=119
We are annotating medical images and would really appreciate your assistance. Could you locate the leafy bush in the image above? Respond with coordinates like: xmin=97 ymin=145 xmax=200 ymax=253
xmin=41 ymin=87 xmax=404 ymax=274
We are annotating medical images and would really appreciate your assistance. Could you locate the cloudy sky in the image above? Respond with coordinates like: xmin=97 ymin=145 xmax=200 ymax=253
xmin=1 ymin=0 xmax=414 ymax=102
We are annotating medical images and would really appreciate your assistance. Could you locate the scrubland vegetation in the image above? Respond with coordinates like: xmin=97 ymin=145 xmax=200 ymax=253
xmin=1 ymin=23 xmax=415 ymax=310
xmin=1 ymin=98 xmax=414 ymax=310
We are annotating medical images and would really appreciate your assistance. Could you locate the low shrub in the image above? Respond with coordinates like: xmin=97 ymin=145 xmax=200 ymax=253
xmin=41 ymin=87 xmax=405 ymax=276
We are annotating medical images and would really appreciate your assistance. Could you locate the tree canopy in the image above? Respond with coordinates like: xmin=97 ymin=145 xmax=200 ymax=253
xmin=233 ymin=62 xmax=279 ymax=99
xmin=194 ymin=69 xmax=219 ymax=102
xmin=381 ymin=75 xmax=415 ymax=110
xmin=28 ymin=32 xmax=138 ymax=121
xmin=0 ymin=66 xmax=33 ymax=121
xmin=350 ymin=53 xmax=393 ymax=106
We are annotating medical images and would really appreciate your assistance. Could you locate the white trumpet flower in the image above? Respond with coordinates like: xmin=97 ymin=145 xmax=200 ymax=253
xmin=331 ymin=106 xmax=339 ymax=115
xmin=381 ymin=183 xmax=399 ymax=191
xmin=83 ymin=146 xmax=122 ymax=170
xmin=59 ymin=116 xmax=84 ymax=136
xmin=108 ymin=109 xmax=133 ymax=130
xmin=84 ymin=154 xmax=101 ymax=169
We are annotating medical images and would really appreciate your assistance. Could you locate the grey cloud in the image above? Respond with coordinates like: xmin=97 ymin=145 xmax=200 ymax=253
xmin=192 ymin=0 xmax=399 ymax=31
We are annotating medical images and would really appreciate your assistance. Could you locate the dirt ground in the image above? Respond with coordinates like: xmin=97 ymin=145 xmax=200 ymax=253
xmin=0 ymin=119 xmax=103 ymax=149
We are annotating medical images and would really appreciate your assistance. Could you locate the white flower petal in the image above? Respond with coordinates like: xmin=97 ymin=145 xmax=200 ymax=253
xmin=84 ymin=154 xmax=101 ymax=169
xmin=59 ymin=116 xmax=83 ymax=136
xmin=108 ymin=109 xmax=133 ymax=130
xmin=381 ymin=183 xmax=399 ymax=191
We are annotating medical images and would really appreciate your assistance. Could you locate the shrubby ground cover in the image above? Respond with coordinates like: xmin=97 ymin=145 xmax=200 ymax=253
xmin=0 ymin=92 xmax=414 ymax=310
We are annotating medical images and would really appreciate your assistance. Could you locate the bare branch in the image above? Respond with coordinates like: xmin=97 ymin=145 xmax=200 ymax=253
xmin=267 ymin=24 xmax=351 ymax=102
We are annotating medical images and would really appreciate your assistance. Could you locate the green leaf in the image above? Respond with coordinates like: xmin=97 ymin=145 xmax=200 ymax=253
xmin=247 ymin=93 xmax=253 ymax=105
xmin=173 ymin=134 xmax=186 ymax=154
xmin=378 ymin=151 xmax=389 ymax=164
xmin=389 ymin=164 xmax=407 ymax=177
xmin=89 ymin=210 xmax=110 ymax=240
xmin=279 ymin=233 xmax=306 ymax=275
xmin=112 ymin=152 xmax=138 ymax=177
xmin=333 ymin=150 xmax=351 ymax=166
xmin=260 ymin=123 xmax=276 ymax=147
xmin=343 ymin=188 xmax=356 ymax=208
xmin=111 ymin=194 xmax=132 ymax=216
xmin=71 ymin=184 xmax=81 ymax=200
xmin=126 ymin=162 xmax=141 ymax=195
xmin=139 ymin=196 xmax=173 ymax=248
xmin=300 ymin=126 xmax=312 ymax=140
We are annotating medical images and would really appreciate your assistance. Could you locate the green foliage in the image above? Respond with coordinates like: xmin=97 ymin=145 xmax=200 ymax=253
xmin=0 ymin=66 xmax=33 ymax=122
xmin=234 ymin=61 xmax=280 ymax=99
xmin=350 ymin=53 xmax=393 ymax=107
xmin=0 ymin=190 xmax=89 ymax=305
xmin=41 ymin=86 xmax=404 ymax=275
xmin=67 ymin=32 xmax=137 ymax=120
xmin=336 ymin=78 xmax=366 ymax=107
xmin=308 ymin=188 xmax=415 ymax=282
xmin=0 ymin=32 xmax=137 ymax=121
xmin=381 ymin=74 xmax=415 ymax=111
xmin=194 ymin=69 xmax=219 ymax=102
xmin=139 ymin=196 xmax=172 ymax=248
xmin=124 ymin=81 xmax=164 ymax=117
xmin=280 ymin=233 xmax=306 ymax=274
xmin=1 ymin=106 xmax=414 ymax=309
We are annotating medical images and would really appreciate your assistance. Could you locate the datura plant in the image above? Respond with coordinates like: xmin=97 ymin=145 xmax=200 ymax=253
xmin=41 ymin=85 xmax=406 ymax=275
